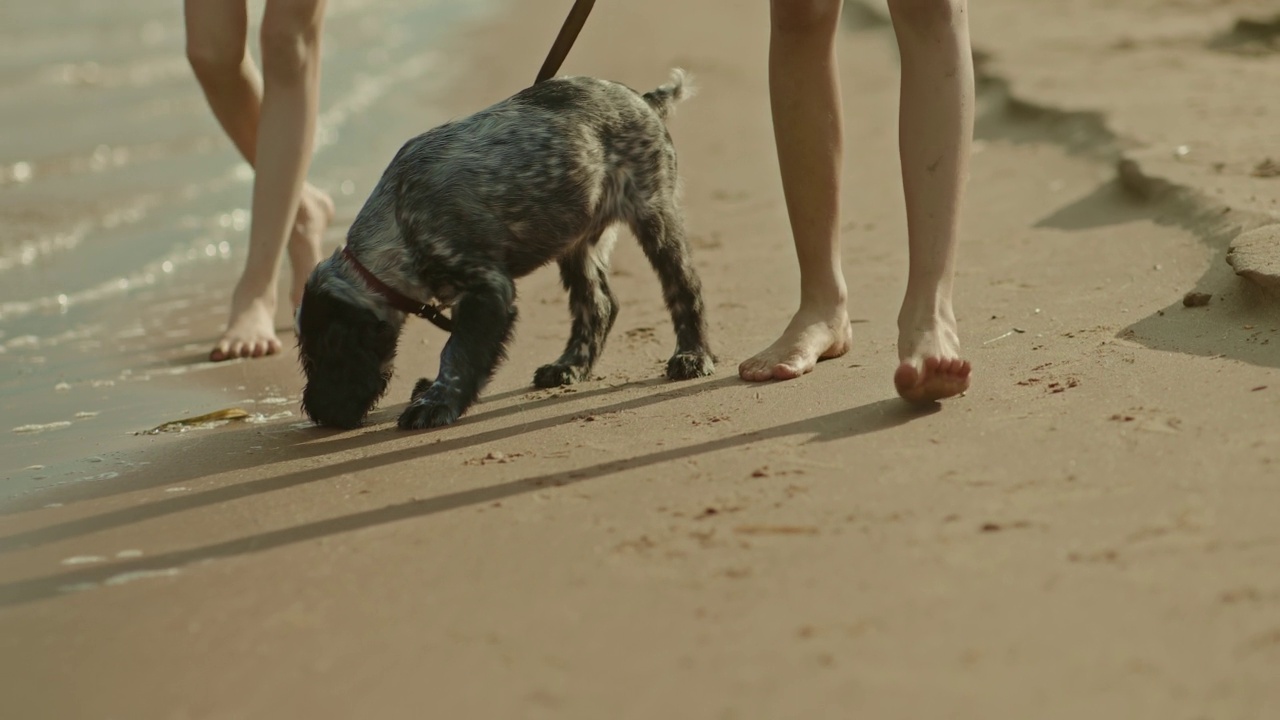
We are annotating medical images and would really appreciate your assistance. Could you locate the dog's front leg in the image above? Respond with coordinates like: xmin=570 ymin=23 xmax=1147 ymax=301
xmin=398 ymin=276 xmax=517 ymax=430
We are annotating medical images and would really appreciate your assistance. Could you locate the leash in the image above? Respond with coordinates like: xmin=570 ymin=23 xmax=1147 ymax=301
xmin=341 ymin=247 xmax=454 ymax=332
xmin=535 ymin=0 xmax=596 ymax=84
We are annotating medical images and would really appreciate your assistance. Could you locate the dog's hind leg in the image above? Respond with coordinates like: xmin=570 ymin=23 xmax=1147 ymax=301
xmin=628 ymin=208 xmax=715 ymax=381
xmin=398 ymin=272 xmax=517 ymax=430
xmin=534 ymin=227 xmax=619 ymax=388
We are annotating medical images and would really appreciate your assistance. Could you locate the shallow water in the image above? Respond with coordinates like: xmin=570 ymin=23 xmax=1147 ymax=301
xmin=0 ymin=0 xmax=499 ymax=500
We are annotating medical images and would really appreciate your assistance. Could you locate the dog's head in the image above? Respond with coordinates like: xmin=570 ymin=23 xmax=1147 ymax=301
xmin=296 ymin=268 xmax=402 ymax=429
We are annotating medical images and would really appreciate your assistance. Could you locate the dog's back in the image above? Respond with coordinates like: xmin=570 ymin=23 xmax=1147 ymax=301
xmin=342 ymin=72 xmax=692 ymax=280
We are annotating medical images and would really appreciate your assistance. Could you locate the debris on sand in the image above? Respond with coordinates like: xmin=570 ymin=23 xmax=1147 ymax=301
xmin=1182 ymin=291 xmax=1213 ymax=307
xmin=983 ymin=327 xmax=1026 ymax=345
xmin=1047 ymin=378 xmax=1080 ymax=394
xmin=1251 ymin=158 xmax=1280 ymax=178
xmin=465 ymin=451 xmax=525 ymax=466
xmin=979 ymin=521 xmax=1031 ymax=533
xmin=61 ymin=556 xmax=106 ymax=565
xmin=1209 ymin=14 xmax=1280 ymax=54
xmin=137 ymin=407 xmax=250 ymax=435
xmin=13 ymin=421 xmax=73 ymax=434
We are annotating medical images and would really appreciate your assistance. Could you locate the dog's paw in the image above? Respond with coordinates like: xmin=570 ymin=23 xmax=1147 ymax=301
xmin=398 ymin=383 xmax=462 ymax=430
xmin=410 ymin=377 xmax=434 ymax=401
xmin=398 ymin=399 xmax=460 ymax=430
xmin=533 ymin=363 xmax=586 ymax=388
xmin=666 ymin=351 xmax=715 ymax=381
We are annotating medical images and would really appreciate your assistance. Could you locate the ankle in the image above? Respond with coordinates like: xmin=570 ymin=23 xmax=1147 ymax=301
xmin=231 ymin=276 xmax=279 ymax=309
xmin=898 ymin=292 xmax=955 ymax=332
xmin=797 ymin=274 xmax=848 ymax=312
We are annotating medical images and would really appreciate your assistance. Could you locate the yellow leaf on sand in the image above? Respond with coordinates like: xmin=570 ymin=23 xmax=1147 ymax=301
xmin=140 ymin=408 xmax=251 ymax=435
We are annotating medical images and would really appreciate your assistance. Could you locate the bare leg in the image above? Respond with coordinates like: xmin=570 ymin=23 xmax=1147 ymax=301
xmin=739 ymin=0 xmax=852 ymax=382
xmin=888 ymin=0 xmax=973 ymax=402
xmin=184 ymin=0 xmax=333 ymax=362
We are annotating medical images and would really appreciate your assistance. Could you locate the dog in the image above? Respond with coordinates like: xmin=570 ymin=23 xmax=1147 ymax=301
xmin=297 ymin=70 xmax=715 ymax=431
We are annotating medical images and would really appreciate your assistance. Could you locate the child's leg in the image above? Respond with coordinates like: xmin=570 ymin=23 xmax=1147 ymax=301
xmin=184 ymin=1 xmax=259 ymax=161
xmin=888 ymin=0 xmax=973 ymax=402
xmin=739 ymin=0 xmax=852 ymax=382
xmin=185 ymin=0 xmax=332 ymax=362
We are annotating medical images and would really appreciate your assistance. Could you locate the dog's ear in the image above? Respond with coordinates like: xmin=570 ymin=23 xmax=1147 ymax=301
xmin=297 ymin=284 xmax=400 ymax=429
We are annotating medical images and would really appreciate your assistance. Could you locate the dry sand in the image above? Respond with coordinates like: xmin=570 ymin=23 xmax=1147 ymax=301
xmin=2 ymin=0 xmax=1279 ymax=718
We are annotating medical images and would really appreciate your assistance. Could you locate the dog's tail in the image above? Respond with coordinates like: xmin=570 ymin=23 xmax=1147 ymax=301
xmin=642 ymin=68 xmax=694 ymax=120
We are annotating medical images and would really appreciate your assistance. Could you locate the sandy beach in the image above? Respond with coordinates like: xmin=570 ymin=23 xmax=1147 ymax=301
xmin=2 ymin=0 xmax=1279 ymax=717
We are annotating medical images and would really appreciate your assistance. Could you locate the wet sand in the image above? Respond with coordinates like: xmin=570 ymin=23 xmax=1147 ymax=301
xmin=3 ymin=0 xmax=1280 ymax=717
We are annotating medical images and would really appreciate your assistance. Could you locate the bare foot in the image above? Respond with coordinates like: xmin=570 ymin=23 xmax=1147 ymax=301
xmin=739 ymin=305 xmax=852 ymax=382
xmin=895 ymin=312 xmax=970 ymax=404
xmin=209 ymin=185 xmax=331 ymax=362
xmin=287 ymin=184 xmax=335 ymax=310
xmin=209 ymin=293 xmax=282 ymax=362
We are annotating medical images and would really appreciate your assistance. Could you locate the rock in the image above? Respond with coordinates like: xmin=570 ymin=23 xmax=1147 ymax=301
xmin=1182 ymin=291 xmax=1213 ymax=307
xmin=1227 ymin=224 xmax=1280 ymax=296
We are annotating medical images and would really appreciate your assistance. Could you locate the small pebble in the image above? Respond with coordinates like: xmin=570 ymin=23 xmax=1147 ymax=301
xmin=1183 ymin=291 xmax=1213 ymax=308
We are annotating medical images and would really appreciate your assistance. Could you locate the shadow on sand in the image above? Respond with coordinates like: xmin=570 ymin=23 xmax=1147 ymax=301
xmin=0 ymin=391 xmax=933 ymax=606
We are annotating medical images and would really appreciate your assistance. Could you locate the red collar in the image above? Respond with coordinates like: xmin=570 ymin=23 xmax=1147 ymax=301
xmin=341 ymin=246 xmax=453 ymax=332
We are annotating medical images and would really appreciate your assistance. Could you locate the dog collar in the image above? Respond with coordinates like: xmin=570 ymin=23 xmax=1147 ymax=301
xmin=340 ymin=246 xmax=453 ymax=333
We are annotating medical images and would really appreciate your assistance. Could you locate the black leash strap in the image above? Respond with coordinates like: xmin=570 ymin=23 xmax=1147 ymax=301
xmin=535 ymin=0 xmax=596 ymax=84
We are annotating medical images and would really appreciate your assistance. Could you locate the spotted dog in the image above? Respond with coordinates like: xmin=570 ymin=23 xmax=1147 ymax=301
xmin=297 ymin=70 xmax=714 ymax=430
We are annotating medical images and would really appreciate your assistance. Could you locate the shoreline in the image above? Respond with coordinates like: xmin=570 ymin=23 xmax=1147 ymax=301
xmin=0 ymin=0 xmax=505 ymax=503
